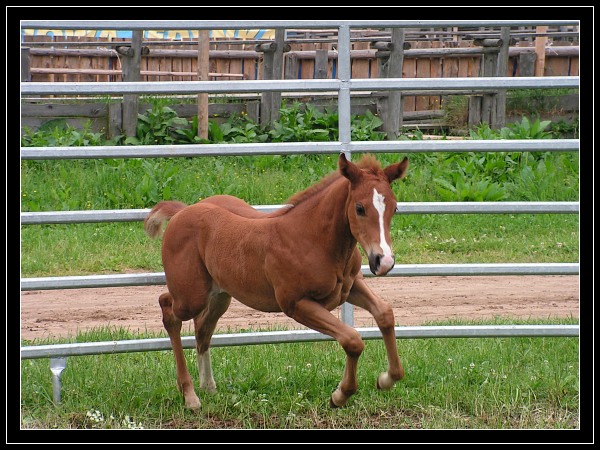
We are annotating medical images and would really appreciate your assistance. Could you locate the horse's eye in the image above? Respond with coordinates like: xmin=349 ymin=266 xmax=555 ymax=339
xmin=355 ymin=203 xmax=366 ymax=216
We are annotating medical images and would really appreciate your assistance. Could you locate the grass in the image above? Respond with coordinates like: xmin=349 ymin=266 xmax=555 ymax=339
xmin=20 ymin=151 xmax=579 ymax=278
xmin=20 ymin=213 xmax=578 ymax=278
xmin=20 ymin=317 xmax=579 ymax=429
xmin=18 ymin=107 xmax=581 ymax=432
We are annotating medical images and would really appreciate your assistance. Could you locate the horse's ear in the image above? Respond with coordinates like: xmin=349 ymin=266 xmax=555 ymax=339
xmin=384 ymin=157 xmax=409 ymax=183
xmin=339 ymin=153 xmax=361 ymax=184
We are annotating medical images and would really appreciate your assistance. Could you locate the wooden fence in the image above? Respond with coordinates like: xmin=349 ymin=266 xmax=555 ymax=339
xmin=22 ymin=35 xmax=580 ymax=116
xmin=21 ymin=29 xmax=579 ymax=136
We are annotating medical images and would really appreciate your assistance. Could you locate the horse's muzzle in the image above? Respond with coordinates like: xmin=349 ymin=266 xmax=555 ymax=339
xmin=368 ymin=253 xmax=395 ymax=276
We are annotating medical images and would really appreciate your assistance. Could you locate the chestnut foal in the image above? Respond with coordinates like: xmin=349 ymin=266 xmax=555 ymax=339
xmin=145 ymin=153 xmax=408 ymax=408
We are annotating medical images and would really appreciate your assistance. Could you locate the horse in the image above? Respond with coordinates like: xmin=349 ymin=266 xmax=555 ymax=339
xmin=144 ymin=152 xmax=409 ymax=409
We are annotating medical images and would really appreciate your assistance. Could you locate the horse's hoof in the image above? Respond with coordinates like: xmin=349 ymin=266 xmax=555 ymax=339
xmin=184 ymin=396 xmax=201 ymax=409
xmin=376 ymin=372 xmax=394 ymax=390
xmin=200 ymin=384 xmax=217 ymax=394
xmin=330 ymin=389 xmax=347 ymax=408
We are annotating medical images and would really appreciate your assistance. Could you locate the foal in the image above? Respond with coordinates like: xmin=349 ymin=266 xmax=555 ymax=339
xmin=145 ymin=153 xmax=409 ymax=408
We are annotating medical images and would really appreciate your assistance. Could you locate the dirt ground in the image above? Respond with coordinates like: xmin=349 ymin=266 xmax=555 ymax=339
xmin=20 ymin=275 xmax=579 ymax=341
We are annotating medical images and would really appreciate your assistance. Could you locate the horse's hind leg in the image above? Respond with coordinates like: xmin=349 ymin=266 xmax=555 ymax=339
xmin=346 ymin=277 xmax=404 ymax=390
xmin=193 ymin=292 xmax=232 ymax=393
xmin=158 ymin=292 xmax=201 ymax=409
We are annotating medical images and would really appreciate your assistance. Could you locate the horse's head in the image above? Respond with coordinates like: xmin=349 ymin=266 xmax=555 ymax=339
xmin=339 ymin=153 xmax=409 ymax=276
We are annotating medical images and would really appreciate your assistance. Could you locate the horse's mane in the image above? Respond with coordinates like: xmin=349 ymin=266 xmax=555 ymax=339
xmin=268 ymin=154 xmax=383 ymax=217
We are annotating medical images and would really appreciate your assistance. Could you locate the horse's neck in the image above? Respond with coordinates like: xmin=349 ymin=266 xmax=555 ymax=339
xmin=284 ymin=177 xmax=356 ymax=253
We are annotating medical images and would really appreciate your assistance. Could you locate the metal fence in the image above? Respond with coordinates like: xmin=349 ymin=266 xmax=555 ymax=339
xmin=20 ymin=20 xmax=580 ymax=403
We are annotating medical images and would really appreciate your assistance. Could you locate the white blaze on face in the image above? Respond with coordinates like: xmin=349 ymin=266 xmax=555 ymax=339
xmin=372 ymin=188 xmax=394 ymax=269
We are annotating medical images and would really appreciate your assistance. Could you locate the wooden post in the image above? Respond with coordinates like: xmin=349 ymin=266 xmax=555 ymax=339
xmin=108 ymin=103 xmax=122 ymax=139
xmin=21 ymin=47 xmax=31 ymax=82
xmin=197 ymin=30 xmax=209 ymax=140
xmin=118 ymin=30 xmax=143 ymax=137
xmin=470 ymin=37 xmax=501 ymax=128
xmin=271 ymin=29 xmax=285 ymax=124
xmin=495 ymin=27 xmax=511 ymax=128
xmin=314 ymin=49 xmax=328 ymax=79
xmin=519 ymin=52 xmax=537 ymax=77
xmin=481 ymin=51 xmax=496 ymax=127
xmin=258 ymin=46 xmax=274 ymax=126
xmin=257 ymin=34 xmax=289 ymax=127
xmin=385 ymin=28 xmax=405 ymax=140
xmin=284 ymin=52 xmax=298 ymax=79
xmin=534 ymin=26 xmax=548 ymax=77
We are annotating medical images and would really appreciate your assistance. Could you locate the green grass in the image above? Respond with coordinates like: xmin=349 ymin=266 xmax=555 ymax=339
xmin=20 ymin=318 xmax=579 ymax=429
xmin=20 ymin=213 xmax=578 ymax=278
xmin=20 ymin=151 xmax=579 ymax=278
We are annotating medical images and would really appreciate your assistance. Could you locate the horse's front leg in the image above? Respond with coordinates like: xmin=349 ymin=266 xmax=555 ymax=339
xmin=283 ymin=297 xmax=365 ymax=407
xmin=346 ymin=276 xmax=404 ymax=390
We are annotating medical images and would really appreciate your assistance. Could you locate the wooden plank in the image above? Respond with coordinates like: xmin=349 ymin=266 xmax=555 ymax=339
xmin=300 ymin=42 xmax=313 ymax=79
xmin=415 ymin=41 xmax=431 ymax=111
xmin=314 ymin=49 xmax=328 ymax=79
xmin=21 ymin=48 xmax=31 ymax=82
xmin=122 ymin=30 xmax=142 ymax=137
xmin=468 ymin=96 xmax=482 ymax=127
xmin=402 ymin=51 xmax=416 ymax=112
xmin=21 ymin=116 xmax=108 ymax=133
xmin=159 ymin=53 xmax=169 ymax=81
xmin=260 ymin=50 xmax=274 ymax=125
xmin=384 ymin=28 xmax=405 ymax=139
xmin=181 ymin=53 xmax=192 ymax=81
xmin=228 ymin=57 xmax=243 ymax=80
xmin=21 ymin=103 xmax=109 ymax=117
xmin=534 ymin=25 xmax=548 ymax=77
xmin=108 ymin=103 xmax=122 ymax=138
xmin=545 ymin=56 xmax=570 ymax=77
xmin=429 ymin=41 xmax=443 ymax=111
xmin=324 ymin=41 xmax=334 ymax=79
xmin=146 ymin=51 xmax=160 ymax=82
xmin=244 ymin=42 xmax=259 ymax=80
xmin=197 ymin=30 xmax=209 ymax=140
xmin=214 ymin=38 xmax=230 ymax=81
xmin=29 ymin=67 xmax=244 ymax=78
xmin=495 ymin=27 xmax=510 ymax=129
xmin=271 ymin=29 xmax=285 ymax=121
xmin=351 ymin=41 xmax=370 ymax=78
xmin=518 ymin=52 xmax=536 ymax=77
xmin=171 ymin=52 xmax=182 ymax=81
xmin=285 ymin=52 xmax=299 ymax=79
xmin=88 ymin=51 xmax=102 ymax=82
xmin=569 ymin=56 xmax=579 ymax=76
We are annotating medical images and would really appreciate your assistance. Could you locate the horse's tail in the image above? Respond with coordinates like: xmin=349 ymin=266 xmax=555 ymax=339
xmin=144 ymin=200 xmax=188 ymax=239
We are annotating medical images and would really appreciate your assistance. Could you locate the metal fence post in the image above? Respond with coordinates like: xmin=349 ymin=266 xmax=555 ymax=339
xmin=50 ymin=357 xmax=67 ymax=404
xmin=337 ymin=24 xmax=354 ymax=326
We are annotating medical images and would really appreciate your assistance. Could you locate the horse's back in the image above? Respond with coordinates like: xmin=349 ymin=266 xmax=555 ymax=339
xmin=199 ymin=194 xmax=265 ymax=219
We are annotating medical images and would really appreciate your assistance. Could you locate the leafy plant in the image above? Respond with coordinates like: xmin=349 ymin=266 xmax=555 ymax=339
xmin=351 ymin=110 xmax=386 ymax=141
xmin=434 ymin=172 xmax=506 ymax=201
xmin=126 ymin=103 xmax=190 ymax=146
xmin=548 ymin=116 xmax=579 ymax=139
xmin=218 ymin=113 xmax=269 ymax=143
xmin=500 ymin=116 xmax=553 ymax=140
xmin=172 ymin=116 xmax=211 ymax=144
xmin=269 ymin=102 xmax=335 ymax=142
xmin=21 ymin=120 xmax=106 ymax=147
xmin=469 ymin=122 xmax=500 ymax=140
